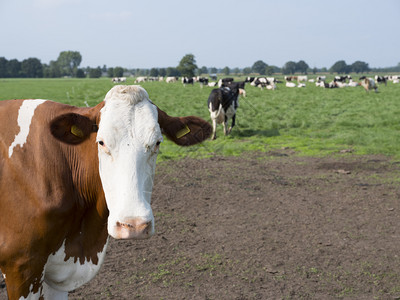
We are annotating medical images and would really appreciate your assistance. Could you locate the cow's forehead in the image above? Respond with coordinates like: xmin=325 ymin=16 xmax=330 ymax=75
xmin=100 ymin=85 xmax=153 ymax=123
xmin=98 ymin=85 xmax=160 ymax=144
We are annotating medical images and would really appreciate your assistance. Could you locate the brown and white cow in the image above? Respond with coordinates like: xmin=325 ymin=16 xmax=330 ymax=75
xmin=361 ymin=77 xmax=378 ymax=93
xmin=0 ymin=85 xmax=211 ymax=299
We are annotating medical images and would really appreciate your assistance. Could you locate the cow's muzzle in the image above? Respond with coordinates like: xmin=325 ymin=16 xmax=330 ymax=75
xmin=113 ymin=218 xmax=154 ymax=239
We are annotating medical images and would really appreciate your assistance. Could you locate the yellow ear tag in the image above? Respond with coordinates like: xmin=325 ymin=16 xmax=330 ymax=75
xmin=71 ymin=125 xmax=84 ymax=138
xmin=176 ymin=125 xmax=191 ymax=139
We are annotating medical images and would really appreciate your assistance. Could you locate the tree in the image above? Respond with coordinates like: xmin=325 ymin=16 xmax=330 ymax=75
xmin=242 ymin=67 xmax=252 ymax=75
xmin=88 ymin=67 xmax=102 ymax=78
xmin=232 ymin=67 xmax=240 ymax=75
xmin=43 ymin=60 xmax=61 ymax=78
xmin=7 ymin=59 xmax=21 ymax=77
xmin=57 ymin=51 xmax=82 ymax=77
xmin=166 ymin=67 xmax=180 ymax=76
xmin=252 ymin=60 xmax=268 ymax=75
xmin=330 ymin=60 xmax=349 ymax=74
xmin=107 ymin=67 xmax=114 ymax=77
xmin=177 ymin=54 xmax=197 ymax=77
xmin=282 ymin=61 xmax=297 ymax=75
xmin=21 ymin=58 xmax=43 ymax=78
xmin=265 ymin=66 xmax=274 ymax=76
xmin=222 ymin=66 xmax=230 ymax=76
xmin=0 ymin=57 xmax=8 ymax=77
xmin=210 ymin=67 xmax=218 ymax=74
xmin=198 ymin=66 xmax=208 ymax=75
xmin=75 ymin=69 xmax=86 ymax=78
xmin=351 ymin=61 xmax=370 ymax=73
xmin=113 ymin=67 xmax=124 ymax=77
xmin=296 ymin=60 xmax=309 ymax=74
xmin=150 ymin=68 xmax=159 ymax=77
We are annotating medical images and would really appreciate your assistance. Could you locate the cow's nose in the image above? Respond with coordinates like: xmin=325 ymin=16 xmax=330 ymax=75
xmin=115 ymin=218 xmax=153 ymax=239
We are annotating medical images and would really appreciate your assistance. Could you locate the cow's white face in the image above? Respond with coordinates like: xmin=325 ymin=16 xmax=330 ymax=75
xmin=96 ymin=85 xmax=163 ymax=239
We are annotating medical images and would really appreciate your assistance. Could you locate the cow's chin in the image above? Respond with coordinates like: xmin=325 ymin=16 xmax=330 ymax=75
xmin=108 ymin=218 xmax=154 ymax=240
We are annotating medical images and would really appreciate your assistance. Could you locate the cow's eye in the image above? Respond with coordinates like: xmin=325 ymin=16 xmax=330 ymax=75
xmin=97 ymin=139 xmax=111 ymax=155
xmin=154 ymin=140 xmax=162 ymax=152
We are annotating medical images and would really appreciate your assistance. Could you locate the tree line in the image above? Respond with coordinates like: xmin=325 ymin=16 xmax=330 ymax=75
xmin=0 ymin=51 xmax=399 ymax=79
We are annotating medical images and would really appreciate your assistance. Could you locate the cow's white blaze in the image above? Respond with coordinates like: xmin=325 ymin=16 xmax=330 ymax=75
xmin=96 ymin=85 xmax=162 ymax=239
xmin=9 ymin=99 xmax=46 ymax=158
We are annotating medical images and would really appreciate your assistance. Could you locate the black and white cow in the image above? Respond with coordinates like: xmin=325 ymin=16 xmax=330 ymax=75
xmin=375 ymin=75 xmax=387 ymax=86
xmin=334 ymin=75 xmax=352 ymax=83
xmin=198 ymin=77 xmax=209 ymax=87
xmin=218 ymin=77 xmax=234 ymax=87
xmin=182 ymin=77 xmax=194 ymax=86
xmin=207 ymin=84 xmax=239 ymax=140
xmin=245 ymin=77 xmax=255 ymax=83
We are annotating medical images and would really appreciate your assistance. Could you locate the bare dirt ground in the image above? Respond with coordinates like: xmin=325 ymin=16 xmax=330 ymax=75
xmin=1 ymin=151 xmax=400 ymax=299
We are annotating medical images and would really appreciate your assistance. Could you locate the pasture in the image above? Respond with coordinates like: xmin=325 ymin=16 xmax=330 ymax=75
xmin=1 ymin=76 xmax=400 ymax=160
xmin=0 ymin=77 xmax=400 ymax=299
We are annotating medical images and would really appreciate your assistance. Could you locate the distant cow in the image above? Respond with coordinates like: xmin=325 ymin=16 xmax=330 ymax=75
xmin=208 ymin=85 xmax=239 ymax=140
xmin=0 ymin=85 xmax=212 ymax=299
xmin=286 ymin=82 xmax=296 ymax=88
xmin=112 ymin=77 xmax=127 ymax=83
xmin=284 ymin=76 xmax=298 ymax=82
xmin=297 ymin=75 xmax=308 ymax=82
xmin=198 ymin=77 xmax=209 ymax=87
xmin=166 ymin=76 xmax=178 ymax=83
xmin=375 ymin=75 xmax=387 ymax=86
xmin=182 ymin=77 xmax=194 ymax=86
xmin=361 ymin=78 xmax=378 ymax=92
xmin=218 ymin=77 xmax=234 ymax=87
xmin=334 ymin=75 xmax=352 ymax=83
xmin=134 ymin=76 xmax=147 ymax=83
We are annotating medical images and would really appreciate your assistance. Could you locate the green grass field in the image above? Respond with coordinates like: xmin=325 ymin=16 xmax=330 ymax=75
xmin=1 ymin=77 xmax=399 ymax=160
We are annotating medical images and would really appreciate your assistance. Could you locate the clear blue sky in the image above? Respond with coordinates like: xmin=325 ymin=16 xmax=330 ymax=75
xmin=1 ymin=0 xmax=399 ymax=69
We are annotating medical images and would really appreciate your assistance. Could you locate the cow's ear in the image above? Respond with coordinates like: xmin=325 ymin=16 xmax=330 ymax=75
xmin=50 ymin=113 xmax=96 ymax=145
xmin=157 ymin=107 xmax=212 ymax=146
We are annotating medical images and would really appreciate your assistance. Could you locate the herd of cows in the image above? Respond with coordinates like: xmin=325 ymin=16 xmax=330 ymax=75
xmin=112 ymin=73 xmax=400 ymax=142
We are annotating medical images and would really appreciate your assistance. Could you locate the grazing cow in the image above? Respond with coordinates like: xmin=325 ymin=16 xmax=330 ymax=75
xmin=334 ymin=75 xmax=352 ymax=83
xmin=361 ymin=78 xmax=378 ymax=92
xmin=182 ymin=77 xmax=194 ymax=86
xmin=208 ymin=85 xmax=239 ymax=140
xmin=111 ymin=77 xmax=126 ymax=83
xmin=166 ymin=76 xmax=178 ymax=83
xmin=198 ymin=77 xmax=209 ymax=87
xmin=284 ymin=76 xmax=298 ymax=82
xmin=134 ymin=76 xmax=147 ymax=83
xmin=375 ymin=75 xmax=387 ymax=86
xmin=0 ymin=85 xmax=211 ymax=299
